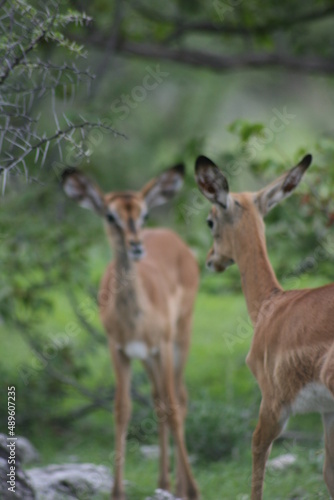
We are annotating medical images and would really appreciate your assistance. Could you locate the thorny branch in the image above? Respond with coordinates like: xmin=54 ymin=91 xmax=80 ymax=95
xmin=0 ymin=1 xmax=124 ymax=193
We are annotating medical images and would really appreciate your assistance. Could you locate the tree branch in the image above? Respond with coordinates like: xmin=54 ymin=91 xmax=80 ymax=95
xmin=66 ymin=289 xmax=106 ymax=345
xmin=113 ymin=40 xmax=334 ymax=75
xmin=14 ymin=319 xmax=110 ymax=404
xmin=31 ymin=120 xmax=127 ymax=152
xmin=0 ymin=120 xmax=127 ymax=186
xmin=0 ymin=30 xmax=47 ymax=85
xmin=14 ymin=319 xmax=151 ymax=426
xmin=131 ymin=2 xmax=334 ymax=37
xmin=68 ymin=27 xmax=334 ymax=75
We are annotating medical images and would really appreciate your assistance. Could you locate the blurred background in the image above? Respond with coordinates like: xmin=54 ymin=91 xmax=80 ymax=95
xmin=1 ymin=0 xmax=334 ymax=498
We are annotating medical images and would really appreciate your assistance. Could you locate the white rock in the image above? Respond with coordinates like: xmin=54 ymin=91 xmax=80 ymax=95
xmin=140 ymin=445 xmax=161 ymax=460
xmin=27 ymin=463 xmax=113 ymax=500
xmin=140 ymin=445 xmax=196 ymax=464
xmin=146 ymin=489 xmax=181 ymax=500
xmin=0 ymin=434 xmax=39 ymax=464
xmin=267 ymin=453 xmax=297 ymax=471
xmin=0 ymin=455 xmax=35 ymax=499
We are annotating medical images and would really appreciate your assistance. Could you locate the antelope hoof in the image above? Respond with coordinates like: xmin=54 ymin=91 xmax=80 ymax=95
xmin=187 ymin=486 xmax=200 ymax=500
xmin=178 ymin=484 xmax=199 ymax=500
xmin=112 ymin=489 xmax=126 ymax=500
xmin=158 ymin=479 xmax=171 ymax=492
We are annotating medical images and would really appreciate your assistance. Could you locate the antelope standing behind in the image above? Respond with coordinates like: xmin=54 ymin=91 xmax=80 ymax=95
xmin=194 ymin=153 xmax=334 ymax=499
xmin=62 ymin=164 xmax=199 ymax=500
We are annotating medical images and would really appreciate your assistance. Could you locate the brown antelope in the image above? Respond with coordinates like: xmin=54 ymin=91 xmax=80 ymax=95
xmin=61 ymin=164 xmax=199 ymax=500
xmin=194 ymin=153 xmax=334 ymax=499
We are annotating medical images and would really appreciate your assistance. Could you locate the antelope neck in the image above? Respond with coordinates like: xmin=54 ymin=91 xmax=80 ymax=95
xmin=234 ymin=225 xmax=282 ymax=325
xmin=113 ymin=233 xmax=140 ymax=322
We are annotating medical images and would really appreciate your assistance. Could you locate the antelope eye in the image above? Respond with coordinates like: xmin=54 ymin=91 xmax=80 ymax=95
xmin=207 ymin=219 xmax=214 ymax=229
xmin=106 ymin=213 xmax=116 ymax=223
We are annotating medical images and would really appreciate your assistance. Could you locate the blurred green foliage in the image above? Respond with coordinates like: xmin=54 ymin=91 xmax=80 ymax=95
xmin=1 ymin=1 xmax=334 ymax=498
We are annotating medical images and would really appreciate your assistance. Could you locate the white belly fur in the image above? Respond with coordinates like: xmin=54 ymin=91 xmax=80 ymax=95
xmin=291 ymin=382 xmax=334 ymax=415
xmin=123 ymin=341 xmax=158 ymax=360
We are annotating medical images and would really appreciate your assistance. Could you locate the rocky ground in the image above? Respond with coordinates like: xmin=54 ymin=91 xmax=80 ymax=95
xmin=0 ymin=434 xmax=180 ymax=499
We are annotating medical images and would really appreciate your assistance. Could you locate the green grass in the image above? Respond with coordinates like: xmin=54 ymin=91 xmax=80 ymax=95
xmin=16 ymin=273 xmax=330 ymax=499
xmin=189 ymin=290 xmax=257 ymax=403
xmin=27 ymin=428 xmax=327 ymax=499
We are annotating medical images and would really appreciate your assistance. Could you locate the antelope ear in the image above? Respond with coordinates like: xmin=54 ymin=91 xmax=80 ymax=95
xmin=255 ymin=154 xmax=312 ymax=216
xmin=195 ymin=155 xmax=230 ymax=208
xmin=61 ymin=168 xmax=105 ymax=215
xmin=141 ymin=163 xmax=185 ymax=210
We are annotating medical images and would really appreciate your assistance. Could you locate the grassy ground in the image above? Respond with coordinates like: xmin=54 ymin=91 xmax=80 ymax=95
xmin=15 ymin=274 xmax=329 ymax=499
xmin=31 ymin=431 xmax=326 ymax=499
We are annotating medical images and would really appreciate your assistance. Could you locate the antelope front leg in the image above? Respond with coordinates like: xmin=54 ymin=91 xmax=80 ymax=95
xmin=322 ymin=413 xmax=334 ymax=496
xmin=173 ymin=340 xmax=191 ymax=498
xmin=174 ymin=385 xmax=188 ymax=498
xmin=143 ymin=357 xmax=171 ymax=491
xmin=161 ymin=340 xmax=199 ymax=500
xmin=251 ymin=401 xmax=284 ymax=500
xmin=109 ymin=343 xmax=132 ymax=500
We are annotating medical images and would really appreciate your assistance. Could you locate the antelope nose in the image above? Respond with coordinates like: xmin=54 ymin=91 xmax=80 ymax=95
xmin=129 ymin=241 xmax=144 ymax=256
xmin=206 ymin=258 xmax=215 ymax=271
